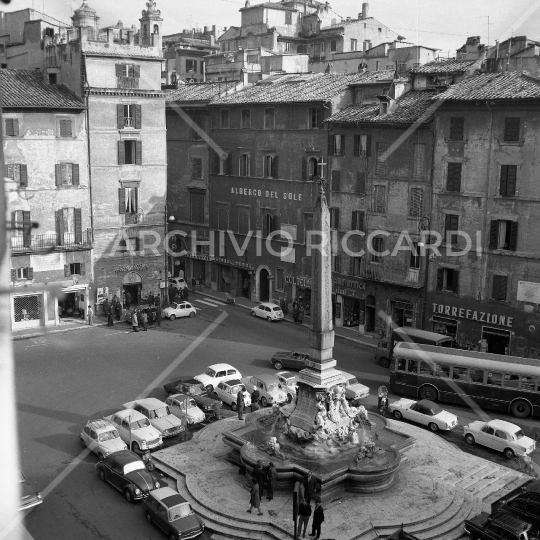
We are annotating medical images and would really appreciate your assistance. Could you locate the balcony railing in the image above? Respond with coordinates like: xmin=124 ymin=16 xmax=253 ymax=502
xmin=360 ymin=264 xmax=423 ymax=288
xmin=123 ymin=117 xmax=134 ymax=127
xmin=11 ymin=229 xmax=92 ymax=253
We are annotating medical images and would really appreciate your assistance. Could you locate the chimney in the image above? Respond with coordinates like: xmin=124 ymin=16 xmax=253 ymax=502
xmin=210 ymin=35 xmax=215 ymax=46
xmin=127 ymin=30 xmax=135 ymax=46
xmin=362 ymin=2 xmax=369 ymax=19
xmin=107 ymin=28 xmax=114 ymax=43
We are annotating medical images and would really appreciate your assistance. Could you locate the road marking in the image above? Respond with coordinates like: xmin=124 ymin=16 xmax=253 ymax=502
xmin=192 ymin=299 xmax=223 ymax=307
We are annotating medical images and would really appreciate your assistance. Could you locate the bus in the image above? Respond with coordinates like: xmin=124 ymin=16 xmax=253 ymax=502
xmin=390 ymin=342 xmax=540 ymax=419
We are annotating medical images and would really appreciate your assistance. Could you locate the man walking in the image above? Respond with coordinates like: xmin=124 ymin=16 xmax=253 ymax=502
xmin=107 ymin=303 xmax=114 ymax=327
xmin=131 ymin=310 xmax=139 ymax=332
xmin=304 ymin=471 xmax=317 ymax=504
xmin=266 ymin=462 xmax=276 ymax=501
xmin=297 ymin=500 xmax=312 ymax=538
xmin=87 ymin=305 xmax=94 ymax=326
xmin=237 ymin=389 xmax=245 ymax=420
xmin=309 ymin=500 xmax=324 ymax=539
xmin=251 ymin=387 xmax=260 ymax=413
xmin=252 ymin=460 xmax=266 ymax=500
xmin=125 ymin=291 xmax=132 ymax=310
xmin=141 ymin=309 xmax=148 ymax=331
xmin=155 ymin=298 xmax=162 ymax=326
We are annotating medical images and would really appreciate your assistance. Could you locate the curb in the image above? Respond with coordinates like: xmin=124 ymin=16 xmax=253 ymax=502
xmin=191 ymin=290 xmax=377 ymax=351
xmin=12 ymin=322 xmax=106 ymax=341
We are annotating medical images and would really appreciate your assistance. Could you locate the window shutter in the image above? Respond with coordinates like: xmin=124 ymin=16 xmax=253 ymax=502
xmin=341 ymin=135 xmax=345 ymax=155
xmin=11 ymin=269 xmax=16 ymax=281
xmin=135 ymin=141 xmax=142 ymax=165
xmin=373 ymin=185 xmax=386 ymax=213
xmin=409 ymin=188 xmax=423 ymax=217
xmin=509 ymin=221 xmax=518 ymax=251
xmin=118 ymin=141 xmax=125 ymax=165
xmin=500 ymin=165 xmax=508 ymax=196
xmin=22 ymin=211 xmax=31 ymax=248
xmin=328 ymin=133 xmax=334 ymax=156
xmin=72 ymin=164 xmax=80 ymax=186
xmin=134 ymin=65 xmax=141 ymax=78
xmin=489 ymin=220 xmax=498 ymax=249
xmin=375 ymin=142 xmax=387 ymax=176
xmin=504 ymin=117 xmax=520 ymax=142
xmin=5 ymin=119 xmax=14 ymax=136
xmin=452 ymin=270 xmax=459 ymax=294
xmin=356 ymin=171 xmax=366 ymax=194
xmin=64 ymin=264 xmax=71 ymax=277
xmin=331 ymin=170 xmax=341 ymax=192
xmin=302 ymin=157 xmax=307 ymax=180
xmin=60 ymin=119 xmax=72 ymax=137
xmin=335 ymin=208 xmax=340 ymax=229
xmin=80 ymin=263 xmax=86 ymax=276
xmin=365 ymin=135 xmax=371 ymax=157
xmin=55 ymin=164 xmax=62 ymax=186
xmin=115 ymin=64 xmax=123 ymax=77
xmin=437 ymin=268 xmax=444 ymax=290
xmin=498 ymin=275 xmax=508 ymax=300
xmin=449 ymin=117 xmax=464 ymax=141
xmin=56 ymin=210 xmax=64 ymax=244
xmin=447 ymin=163 xmax=462 ymax=192
xmin=117 ymin=104 xmax=124 ymax=129
xmin=271 ymin=156 xmax=278 ymax=179
xmin=118 ymin=188 xmax=126 ymax=214
xmin=353 ymin=135 xmax=360 ymax=157
xmin=358 ymin=210 xmax=365 ymax=232
xmin=349 ymin=256 xmax=354 ymax=276
xmin=135 ymin=104 xmax=142 ymax=129
xmin=506 ymin=166 xmax=517 ymax=196
xmin=19 ymin=165 xmax=28 ymax=187
xmin=74 ymin=208 xmax=82 ymax=243
xmin=13 ymin=118 xmax=19 ymax=136
xmin=27 ymin=267 xmax=33 ymax=280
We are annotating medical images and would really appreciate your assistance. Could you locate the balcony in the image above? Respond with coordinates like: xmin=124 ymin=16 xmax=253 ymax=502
xmin=123 ymin=117 xmax=134 ymax=128
xmin=360 ymin=264 xmax=423 ymax=288
xmin=11 ymin=229 xmax=93 ymax=253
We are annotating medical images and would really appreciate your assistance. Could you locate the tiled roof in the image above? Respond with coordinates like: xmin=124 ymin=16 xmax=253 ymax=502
xmin=210 ymin=70 xmax=396 ymax=105
xmin=436 ymin=71 xmax=540 ymax=100
xmin=165 ymin=81 xmax=239 ymax=102
xmin=411 ymin=59 xmax=481 ymax=74
xmin=0 ymin=69 xmax=84 ymax=109
xmin=326 ymin=91 xmax=438 ymax=124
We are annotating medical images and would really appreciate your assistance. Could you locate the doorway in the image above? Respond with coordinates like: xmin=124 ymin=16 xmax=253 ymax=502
xmin=365 ymin=295 xmax=376 ymax=333
xmin=392 ymin=300 xmax=413 ymax=328
xmin=123 ymin=284 xmax=140 ymax=307
xmin=240 ymin=270 xmax=251 ymax=299
xmin=259 ymin=268 xmax=270 ymax=302
xmin=482 ymin=327 xmax=511 ymax=355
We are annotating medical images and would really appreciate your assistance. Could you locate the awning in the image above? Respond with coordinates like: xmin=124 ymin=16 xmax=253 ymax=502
xmin=61 ymin=284 xmax=88 ymax=293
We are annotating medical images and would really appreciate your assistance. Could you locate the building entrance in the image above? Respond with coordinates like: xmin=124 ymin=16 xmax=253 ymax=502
xmin=482 ymin=327 xmax=511 ymax=355
xmin=259 ymin=268 xmax=270 ymax=302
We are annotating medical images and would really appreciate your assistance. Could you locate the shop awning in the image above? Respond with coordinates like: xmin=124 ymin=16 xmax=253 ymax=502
xmin=61 ymin=284 xmax=88 ymax=293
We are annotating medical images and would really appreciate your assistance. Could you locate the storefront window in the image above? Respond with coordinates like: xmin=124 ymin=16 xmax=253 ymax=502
xmin=432 ymin=316 xmax=457 ymax=338
xmin=343 ymin=297 xmax=360 ymax=327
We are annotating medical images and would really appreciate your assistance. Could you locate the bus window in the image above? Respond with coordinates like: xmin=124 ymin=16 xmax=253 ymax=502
xmin=407 ymin=359 xmax=418 ymax=373
xmin=520 ymin=376 xmax=537 ymax=391
xmin=434 ymin=364 xmax=450 ymax=378
xmin=503 ymin=374 xmax=520 ymax=388
xmin=468 ymin=369 xmax=484 ymax=383
xmin=452 ymin=366 xmax=468 ymax=381
xmin=397 ymin=358 xmax=407 ymax=371
xmin=486 ymin=372 xmax=503 ymax=386
xmin=419 ymin=361 xmax=433 ymax=376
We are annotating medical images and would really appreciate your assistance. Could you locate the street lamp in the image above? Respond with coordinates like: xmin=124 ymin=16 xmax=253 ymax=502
xmin=164 ymin=204 xmax=175 ymax=305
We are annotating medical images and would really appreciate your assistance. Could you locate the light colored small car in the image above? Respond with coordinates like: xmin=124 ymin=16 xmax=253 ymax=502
xmin=194 ymin=363 xmax=242 ymax=392
xmin=19 ymin=471 xmax=42 ymax=511
xmin=162 ymin=302 xmax=197 ymax=321
xmin=80 ymin=419 xmax=127 ymax=460
xmin=464 ymin=418 xmax=536 ymax=459
xmin=251 ymin=302 xmax=284 ymax=322
xmin=165 ymin=394 xmax=206 ymax=426
xmin=169 ymin=277 xmax=188 ymax=291
xmin=123 ymin=398 xmax=185 ymax=438
xmin=213 ymin=379 xmax=251 ymax=411
xmin=105 ymin=409 xmax=163 ymax=453
xmin=275 ymin=371 xmax=298 ymax=403
xmin=389 ymin=398 xmax=458 ymax=432
xmin=241 ymin=374 xmax=288 ymax=407
xmin=340 ymin=371 xmax=370 ymax=402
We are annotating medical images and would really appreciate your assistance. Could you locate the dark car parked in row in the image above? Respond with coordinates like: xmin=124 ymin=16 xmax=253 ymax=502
xmin=164 ymin=379 xmax=222 ymax=410
xmin=464 ymin=510 xmax=539 ymax=540
xmin=270 ymin=350 xmax=310 ymax=370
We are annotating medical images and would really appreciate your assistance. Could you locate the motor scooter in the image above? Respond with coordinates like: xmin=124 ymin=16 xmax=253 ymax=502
xmin=225 ymin=293 xmax=236 ymax=306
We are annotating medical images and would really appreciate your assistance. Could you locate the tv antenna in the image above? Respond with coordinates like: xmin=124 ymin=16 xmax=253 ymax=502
xmin=476 ymin=16 xmax=494 ymax=47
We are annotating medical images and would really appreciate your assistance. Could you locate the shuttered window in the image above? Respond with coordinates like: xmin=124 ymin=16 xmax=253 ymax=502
xmin=373 ymin=185 xmax=386 ymax=214
xmin=55 ymin=164 xmax=79 ymax=186
xmin=331 ymin=170 xmax=341 ymax=191
xmin=371 ymin=236 xmax=385 ymax=263
xmin=375 ymin=142 xmax=387 ymax=176
xmin=118 ymin=141 xmax=142 ymax=165
xmin=309 ymin=108 xmax=322 ymax=128
xmin=276 ymin=268 xmax=285 ymax=291
xmin=492 ymin=275 xmax=508 ymax=301
xmin=240 ymin=154 xmax=250 ymax=177
xmin=6 ymin=164 xmax=28 ymax=187
xmin=353 ymin=134 xmax=370 ymax=157
xmin=264 ymin=108 xmax=275 ymax=129
xmin=5 ymin=118 xmax=19 ymax=137
xmin=412 ymin=143 xmax=425 ymax=179
xmin=409 ymin=188 xmax=424 ymax=217
xmin=241 ymin=109 xmax=251 ymax=129
xmin=192 ymin=158 xmax=203 ymax=179
xmin=437 ymin=268 xmax=459 ymax=293
xmin=500 ymin=165 xmax=517 ymax=197
xmin=489 ymin=220 xmax=518 ymax=251
xmin=190 ymin=191 xmax=205 ymax=224
xmin=333 ymin=134 xmax=345 ymax=155
xmin=59 ymin=119 xmax=73 ymax=137
xmin=444 ymin=214 xmax=459 ymax=244
xmin=218 ymin=207 xmax=229 ymax=230
xmin=503 ymin=117 xmax=520 ymax=142
xmin=356 ymin=171 xmax=366 ymax=194
xmin=351 ymin=210 xmax=365 ymax=231
xmin=330 ymin=208 xmax=340 ymax=230
xmin=220 ymin=109 xmax=229 ymax=128
xmin=449 ymin=117 xmax=464 ymax=141
xmin=118 ymin=187 xmax=138 ymax=214
xmin=350 ymin=256 xmax=362 ymax=276
xmin=446 ymin=163 xmax=462 ymax=192
xmin=238 ymin=210 xmax=250 ymax=235
xmin=332 ymin=254 xmax=342 ymax=273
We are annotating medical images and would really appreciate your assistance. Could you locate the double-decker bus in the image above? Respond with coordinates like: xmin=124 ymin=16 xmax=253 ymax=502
xmin=390 ymin=342 xmax=540 ymax=419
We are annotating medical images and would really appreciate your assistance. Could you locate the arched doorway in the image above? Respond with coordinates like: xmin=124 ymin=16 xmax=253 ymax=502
xmin=258 ymin=267 xmax=270 ymax=302
xmin=365 ymin=295 xmax=376 ymax=333
xmin=122 ymin=271 xmax=142 ymax=307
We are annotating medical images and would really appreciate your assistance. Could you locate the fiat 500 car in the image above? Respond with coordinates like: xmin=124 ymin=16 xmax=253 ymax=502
xmin=165 ymin=393 xmax=206 ymax=426
xmin=80 ymin=418 xmax=127 ymax=460
xmin=123 ymin=398 xmax=185 ymax=438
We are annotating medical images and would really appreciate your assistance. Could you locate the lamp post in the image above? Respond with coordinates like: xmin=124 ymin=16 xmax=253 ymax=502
xmin=164 ymin=204 xmax=175 ymax=306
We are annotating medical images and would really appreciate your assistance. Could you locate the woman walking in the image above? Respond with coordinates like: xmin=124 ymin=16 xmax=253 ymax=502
xmin=247 ymin=479 xmax=263 ymax=515
xmin=131 ymin=310 xmax=139 ymax=332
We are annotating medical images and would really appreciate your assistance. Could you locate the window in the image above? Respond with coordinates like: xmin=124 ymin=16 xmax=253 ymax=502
xmin=330 ymin=40 xmax=337 ymax=51
xmin=412 ymin=143 xmax=425 ymax=179
xmin=353 ymin=134 xmax=370 ymax=157
xmin=409 ymin=243 xmax=420 ymax=269
xmin=285 ymin=42 xmax=291 ymax=52
xmin=276 ymin=268 xmax=285 ymax=291
xmin=446 ymin=163 xmax=462 ymax=192
xmin=434 ymin=364 xmax=450 ymax=378
xmin=500 ymin=165 xmax=517 ymax=196
xmin=12 ymin=267 xmax=33 ymax=281
xmin=55 ymin=207 xmax=83 ymax=244
xmin=186 ymin=59 xmax=197 ymax=74
xmin=409 ymin=188 xmax=424 ymax=217
xmin=371 ymin=236 xmax=385 ymax=263
xmin=444 ymin=214 xmax=459 ymax=245
xmin=6 ymin=164 xmax=28 ymax=187
xmin=55 ymin=163 xmax=79 ymax=186
xmin=437 ymin=267 xmax=459 ymax=293
xmin=330 ymin=208 xmax=340 ymax=230
xmin=489 ymin=220 xmax=518 ymax=251
xmin=240 ymin=153 xmax=250 ymax=177
xmin=58 ymin=118 xmax=73 ymax=137
xmin=354 ymin=89 xmax=364 ymax=105
xmin=190 ymin=114 xmax=203 ymax=140
xmin=331 ymin=254 xmax=341 ymax=273
xmin=218 ymin=207 xmax=229 ymax=230
xmin=307 ymin=157 xmax=319 ymax=179
xmin=351 ymin=210 xmax=364 ymax=231
xmin=118 ymin=140 xmax=142 ymax=165
xmin=118 ymin=187 xmax=138 ymax=214
xmin=350 ymin=256 xmax=361 ymax=276
xmin=11 ymin=210 xmax=30 ymax=247
xmin=190 ymin=191 xmax=205 ymax=224
xmin=380 ymin=102 xmax=388 ymax=114
xmin=407 ymin=359 xmax=418 ymax=373
xmin=452 ymin=366 xmax=468 ymax=381
xmin=116 ymin=63 xmax=140 ymax=78
xmin=285 ymin=11 xmax=292 ymax=24
xmin=492 ymin=275 xmax=508 ymax=301
xmin=264 ymin=108 xmax=275 ymax=129
xmin=69 ymin=262 xmax=84 ymax=275
xmin=238 ymin=210 xmax=250 ymax=234
xmin=375 ymin=60 xmax=380 ymax=70
xmin=263 ymin=213 xmax=275 ymax=237
xmin=241 ymin=109 xmax=251 ymax=129
xmin=117 ymin=104 xmax=141 ymax=129
xmin=192 ymin=158 xmax=203 ymax=179
xmin=503 ymin=117 xmax=520 ymax=142
xmin=5 ymin=118 xmax=19 ymax=137
xmin=331 ymin=170 xmax=341 ymax=191
xmin=449 ymin=117 xmax=464 ymax=141
xmin=469 ymin=368 xmax=484 ymax=383
xmin=419 ymin=362 xmax=433 ymax=376
xmin=486 ymin=372 xmax=503 ymax=387
xmin=356 ymin=172 xmax=366 ymax=194
xmin=375 ymin=142 xmax=387 ymax=175
xmin=333 ymin=134 xmax=345 ymax=155
xmin=0 ymin=44 xmax=5 ymax=54
xmin=350 ymin=38 xmax=357 ymax=51
xmin=372 ymin=185 xmax=386 ymax=214
xmin=220 ymin=109 xmax=229 ymax=128
xmin=309 ymin=108 xmax=322 ymax=128
xmin=264 ymin=155 xmax=278 ymax=179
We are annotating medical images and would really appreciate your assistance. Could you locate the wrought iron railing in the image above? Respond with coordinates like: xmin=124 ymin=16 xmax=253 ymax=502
xmin=10 ymin=229 xmax=92 ymax=252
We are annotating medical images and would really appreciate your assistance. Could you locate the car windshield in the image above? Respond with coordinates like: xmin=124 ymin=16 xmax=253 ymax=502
xmin=230 ymin=385 xmax=245 ymax=394
xmin=514 ymin=429 xmax=525 ymax=440
xmin=267 ymin=383 xmax=278 ymax=392
xmin=123 ymin=461 xmax=146 ymax=475
xmin=346 ymin=377 xmax=359 ymax=385
xmin=272 ymin=307 xmax=281 ymax=311
xmin=149 ymin=406 xmax=170 ymax=419
xmin=130 ymin=418 xmax=150 ymax=429
xmin=428 ymin=404 xmax=443 ymax=415
xmin=205 ymin=368 xmax=216 ymax=377
xmin=168 ymin=502 xmax=192 ymax=521
xmin=99 ymin=429 xmax=120 ymax=442
xmin=187 ymin=384 xmax=204 ymax=395
xmin=187 ymin=399 xmax=197 ymax=409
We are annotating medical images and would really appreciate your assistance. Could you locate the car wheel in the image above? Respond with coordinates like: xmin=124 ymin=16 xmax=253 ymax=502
xmin=428 ymin=422 xmax=439 ymax=432
xmin=465 ymin=434 xmax=475 ymax=445
xmin=98 ymin=469 xmax=106 ymax=481
xmin=267 ymin=317 xmax=272 ymax=322
xmin=124 ymin=489 xmax=134 ymax=503
xmin=231 ymin=402 xmax=237 ymax=411
xmin=419 ymin=385 xmax=438 ymax=402
xmin=273 ymin=361 xmax=283 ymax=370
xmin=206 ymin=385 xmax=214 ymax=393
xmin=132 ymin=442 xmax=141 ymax=454
xmin=145 ymin=511 xmax=152 ymax=524
xmin=169 ymin=314 xmax=176 ymax=321
xmin=504 ymin=447 xmax=516 ymax=459
xmin=287 ymin=394 xmax=293 ymax=403
xmin=251 ymin=311 xmax=256 ymax=317
xmin=97 ymin=452 xmax=104 ymax=462
xmin=380 ymin=358 xmax=390 ymax=368
xmin=261 ymin=397 xmax=268 ymax=407
xmin=189 ymin=312 xmax=195 ymax=318
xmin=393 ymin=410 xmax=403 ymax=420
xmin=510 ymin=400 xmax=532 ymax=419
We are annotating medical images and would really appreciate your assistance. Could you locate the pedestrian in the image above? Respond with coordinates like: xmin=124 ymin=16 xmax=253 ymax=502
xmin=148 ymin=291 xmax=155 ymax=307
xmin=131 ymin=310 xmax=139 ymax=332
xmin=304 ymin=471 xmax=317 ymax=504
xmin=174 ymin=291 xmax=182 ymax=304
xmin=309 ymin=500 xmax=324 ymax=539
xmin=247 ymin=479 xmax=263 ymax=515
xmin=294 ymin=478 xmax=305 ymax=517
xmin=266 ymin=462 xmax=276 ymax=501
xmin=183 ymin=287 xmax=189 ymax=301
xmin=191 ymin=277 xmax=197 ymax=288
xmin=297 ymin=500 xmax=312 ymax=538
xmin=168 ymin=283 xmax=176 ymax=305
xmin=107 ymin=304 xmax=114 ymax=327
xmin=212 ymin=398 xmax=222 ymax=421
xmin=297 ymin=304 xmax=305 ymax=325
xmin=102 ymin=298 xmax=109 ymax=317
xmin=292 ymin=300 xmax=299 ymax=323
xmin=141 ymin=309 xmax=148 ymax=331
xmin=137 ymin=308 xmax=143 ymax=329
xmin=125 ymin=291 xmax=132 ymax=310
xmin=87 ymin=305 xmax=94 ymax=326
xmin=156 ymin=303 xmax=162 ymax=327
xmin=198 ymin=275 xmax=203 ymax=290
xmin=251 ymin=388 xmax=260 ymax=413
xmin=115 ymin=297 xmax=122 ymax=321
xmin=252 ymin=460 xmax=266 ymax=500
xmin=237 ymin=389 xmax=245 ymax=420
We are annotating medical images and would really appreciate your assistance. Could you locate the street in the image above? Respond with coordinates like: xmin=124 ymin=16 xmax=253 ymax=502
xmin=14 ymin=298 xmax=540 ymax=540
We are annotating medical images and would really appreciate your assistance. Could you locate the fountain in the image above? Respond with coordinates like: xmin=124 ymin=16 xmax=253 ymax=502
xmin=223 ymin=180 xmax=403 ymax=502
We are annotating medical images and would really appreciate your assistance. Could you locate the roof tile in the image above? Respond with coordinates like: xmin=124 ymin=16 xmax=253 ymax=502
xmin=411 ymin=59 xmax=481 ymax=74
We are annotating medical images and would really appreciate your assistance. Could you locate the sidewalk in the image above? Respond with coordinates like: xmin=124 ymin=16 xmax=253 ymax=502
xmin=190 ymin=285 xmax=378 ymax=351
xmin=12 ymin=318 xmax=102 ymax=341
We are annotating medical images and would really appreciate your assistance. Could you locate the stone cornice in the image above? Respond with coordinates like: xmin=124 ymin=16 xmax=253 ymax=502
xmin=88 ymin=88 xmax=165 ymax=98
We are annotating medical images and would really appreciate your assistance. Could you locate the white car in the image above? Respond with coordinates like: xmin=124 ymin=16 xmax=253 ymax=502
xmin=169 ymin=277 xmax=188 ymax=290
xmin=251 ymin=302 xmax=284 ymax=322
xmin=275 ymin=371 xmax=298 ymax=403
xmin=165 ymin=393 xmax=206 ymax=426
xmin=162 ymin=302 xmax=197 ymax=321
xmin=464 ymin=418 xmax=536 ymax=459
xmin=340 ymin=371 xmax=370 ymax=402
xmin=105 ymin=409 xmax=163 ymax=453
xmin=241 ymin=374 xmax=288 ymax=407
xmin=80 ymin=419 xmax=127 ymax=460
xmin=123 ymin=398 xmax=185 ymax=438
xmin=213 ymin=379 xmax=251 ymax=411
xmin=194 ymin=363 xmax=242 ymax=392
xmin=389 ymin=398 xmax=458 ymax=432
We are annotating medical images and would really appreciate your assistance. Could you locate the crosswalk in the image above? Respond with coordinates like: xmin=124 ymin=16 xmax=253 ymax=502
xmin=191 ymin=297 xmax=226 ymax=308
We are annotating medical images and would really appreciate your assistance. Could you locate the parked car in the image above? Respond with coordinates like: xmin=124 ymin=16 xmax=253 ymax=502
xmin=464 ymin=510 xmax=539 ymax=540
xmin=162 ymin=301 xmax=197 ymax=321
xmin=169 ymin=277 xmax=189 ymax=291
xmin=105 ymin=409 xmax=163 ymax=453
xmin=142 ymin=486 xmax=205 ymax=539
xmin=275 ymin=371 xmax=298 ymax=403
xmin=19 ymin=471 xmax=42 ymax=511
xmin=251 ymin=302 xmax=284 ymax=322
xmin=163 ymin=378 xmax=222 ymax=414
xmin=464 ymin=419 xmax=536 ymax=459
xmin=80 ymin=419 xmax=127 ymax=460
xmin=499 ymin=492 xmax=540 ymax=528
xmin=213 ymin=379 xmax=251 ymax=410
xmin=389 ymin=398 xmax=458 ymax=432
xmin=340 ymin=371 xmax=370 ymax=402
xmin=194 ymin=363 xmax=242 ymax=392
xmin=271 ymin=350 xmax=310 ymax=370
xmin=95 ymin=449 xmax=161 ymax=503
xmin=165 ymin=394 xmax=206 ymax=426
xmin=241 ymin=374 xmax=288 ymax=407
xmin=123 ymin=398 xmax=185 ymax=438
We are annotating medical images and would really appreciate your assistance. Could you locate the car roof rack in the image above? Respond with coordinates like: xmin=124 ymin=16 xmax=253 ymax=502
xmin=87 ymin=419 xmax=113 ymax=430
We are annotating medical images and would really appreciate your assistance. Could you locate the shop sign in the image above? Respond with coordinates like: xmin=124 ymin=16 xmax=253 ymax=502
xmin=285 ymin=274 xmax=311 ymax=287
xmin=285 ymin=274 xmax=366 ymax=294
xmin=184 ymin=251 xmax=254 ymax=271
xmin=114 ymin=263 xmax=149 ymax=273
xmin=517 ymin=281 xmax=540 ymax=304
xmin=431 ymin=303 xmax=513 ymax=328
xmin=333 ymin=277 xmax=366 ymax=291
xmin=231 ymin=186 xmax=303 ymax=201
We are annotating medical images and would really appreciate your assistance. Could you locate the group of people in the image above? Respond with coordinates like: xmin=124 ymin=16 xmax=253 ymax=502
xmin=168 ymin=285 xmax=189 ymax=305
xmin=292 ymin=299 xmax=305 ymax=325
xmin=235 ymin=385 xmax=263 ymax=421
xmin=247 ymin=459 xmax=277 ymax=515
xmin=102 ymin=296 xmax=123 ymax=327
xmin=131 ymin=304 xmax=161 ymax=332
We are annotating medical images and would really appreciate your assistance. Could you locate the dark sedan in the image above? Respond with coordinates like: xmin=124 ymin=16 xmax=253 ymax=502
xmin=270 ymin=350 xmax=310 ymax=370
xmin=163 ymin=378 xmax=222 ymax=413
xmin=95 ymin=450 xmax=161 ymax=503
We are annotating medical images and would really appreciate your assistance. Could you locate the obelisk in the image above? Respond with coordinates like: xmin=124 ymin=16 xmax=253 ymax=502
xmin=288 ymin=180 xmax=345 ymax=434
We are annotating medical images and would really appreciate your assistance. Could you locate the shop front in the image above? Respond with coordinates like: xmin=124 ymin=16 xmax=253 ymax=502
xmin=59 ymin=284 xmax=89 ymax=320
xmin=11 ymin=292 xmax=45 ymax=329
xmin=332 ymin=277 xmax=367 ymax=330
